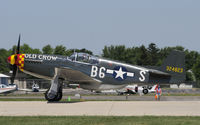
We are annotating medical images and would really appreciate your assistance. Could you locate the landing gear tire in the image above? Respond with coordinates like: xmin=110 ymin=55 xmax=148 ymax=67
xmin=54 ymin=92 xmax=63 ymax=101
xmin=44 ymin=89 xmax=53 ymax=101
xmin=143 ymin=89 xmax=148 ymax=94
xmin=45 ymin=89 xmax=63 ymax=102
xmin=44 ymin=78 xmax=63 ymax=102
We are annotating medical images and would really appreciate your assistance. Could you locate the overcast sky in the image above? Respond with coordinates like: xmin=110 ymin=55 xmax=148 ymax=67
xmin=1 ymin=0 xmax=200 ymax=55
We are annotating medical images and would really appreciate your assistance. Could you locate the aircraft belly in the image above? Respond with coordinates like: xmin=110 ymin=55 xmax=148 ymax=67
xmin=59 ymin=68 xmax=127 ymax=90
xmin=0 ymin=89 xmax=11 ymax=93
xmin=0 ymin=89 xmax=16 ymax=94
xmin=148 ymin=72 xmax=171 ymax=83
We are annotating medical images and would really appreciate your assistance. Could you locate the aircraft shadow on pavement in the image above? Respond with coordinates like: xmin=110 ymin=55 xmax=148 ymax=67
xmin=47 ymin=101 xmax=84 ymax=104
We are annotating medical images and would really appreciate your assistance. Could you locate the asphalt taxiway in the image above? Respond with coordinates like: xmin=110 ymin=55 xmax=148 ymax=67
xmin=1 ymin=95 xmax=200 ymax=101
xmin=1 ymin=101 xmax=200 ymax=116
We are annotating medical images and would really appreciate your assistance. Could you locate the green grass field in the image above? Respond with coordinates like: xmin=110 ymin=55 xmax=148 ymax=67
xmin=0 ymin=116 xmax=199 ymax=125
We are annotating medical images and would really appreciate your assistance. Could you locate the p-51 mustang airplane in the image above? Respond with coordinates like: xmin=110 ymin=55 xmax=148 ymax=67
xmin=117 ymin=84 xmax=158 ymax=95
xmin=7 ymin=35 xmax=185 ymax=101
xmin=0 ymin=84 xmax=17 ymax=94
xmin=0 ymin=83 xmax=45 ymax=94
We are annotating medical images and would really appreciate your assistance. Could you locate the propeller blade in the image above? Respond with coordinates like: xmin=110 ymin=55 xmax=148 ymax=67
xmin=10 ymin=64 xmax=17 ymax=84
xmin=8 ymin=63 xmax=13 ymax=70
xmin=14 ymin=34 xmax=21 ymax=64
xmin=9 ymin=35 xmax=21 ymax=84
xmin=16 ymin=34 xmax=20 ymax=54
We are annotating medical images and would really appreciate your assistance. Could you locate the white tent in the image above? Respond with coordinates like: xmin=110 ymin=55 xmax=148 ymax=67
xmin=0 ymin=73 xmax=10 ymax=85
xmin=0 ymin=74 xmax=10 ymax=78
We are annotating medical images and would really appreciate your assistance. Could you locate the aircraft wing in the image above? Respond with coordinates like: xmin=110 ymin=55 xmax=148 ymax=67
xmin=18 ymin=89 xmax=47 ymax=92
xmin=60 ymin=67 xmax=97 ymax=83
xmin=18 ymin=89 xmax=34 ymax=92
xmin=0 ymin=89 xmax=16 ymax=94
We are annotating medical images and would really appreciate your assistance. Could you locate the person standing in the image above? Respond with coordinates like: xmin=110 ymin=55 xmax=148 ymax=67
xmin=156 ymin=85 xmax=162 ymax=101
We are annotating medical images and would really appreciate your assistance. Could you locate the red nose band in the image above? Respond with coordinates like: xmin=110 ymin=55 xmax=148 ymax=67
xmin=7 ymin=56 xmax=11 ymax=63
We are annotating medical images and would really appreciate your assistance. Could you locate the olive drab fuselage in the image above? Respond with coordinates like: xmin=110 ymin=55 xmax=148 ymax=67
xmin=8 ymin=51 xmax=186 ymax=90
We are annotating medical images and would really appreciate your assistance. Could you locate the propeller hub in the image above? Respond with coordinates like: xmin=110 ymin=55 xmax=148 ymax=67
xmin=7 ymin=54 xmax=25 ymax=71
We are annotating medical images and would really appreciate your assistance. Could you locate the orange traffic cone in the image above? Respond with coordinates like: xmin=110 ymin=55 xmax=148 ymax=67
xmin=155 ymin=95 xmax=157 ymax=100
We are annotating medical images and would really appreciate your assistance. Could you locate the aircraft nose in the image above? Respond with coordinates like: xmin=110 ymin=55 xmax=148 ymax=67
xmin=7 ymin=54 xmax=25 ymax=71
xmin=7 ymin=55 xmax=15 ymax=65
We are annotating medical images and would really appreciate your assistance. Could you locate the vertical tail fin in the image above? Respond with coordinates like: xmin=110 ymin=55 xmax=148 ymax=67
xmin=159 ymin=50 xmax=186 ymax=83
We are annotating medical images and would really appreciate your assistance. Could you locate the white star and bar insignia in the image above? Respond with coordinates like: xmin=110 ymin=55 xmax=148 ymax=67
xmin=106 ymin=66 xmax=134 ymax=80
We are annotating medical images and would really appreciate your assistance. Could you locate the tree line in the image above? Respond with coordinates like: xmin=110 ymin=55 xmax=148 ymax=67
xmin=0 ymin=43 xmax=200 ymax=86
xmin=102 ymin=43 xmax=200 ymax=85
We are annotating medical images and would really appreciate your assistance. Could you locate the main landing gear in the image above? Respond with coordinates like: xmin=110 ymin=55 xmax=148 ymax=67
xmin=45 ymin=77 xmax=63 ymax=102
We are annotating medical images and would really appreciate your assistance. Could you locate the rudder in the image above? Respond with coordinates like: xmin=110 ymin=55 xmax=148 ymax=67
xmin=159 ymin=50 xmax=186 ymax=83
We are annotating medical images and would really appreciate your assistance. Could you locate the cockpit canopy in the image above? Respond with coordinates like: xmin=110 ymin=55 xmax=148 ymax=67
xmin=69 ymin=53 xmax=99 ymax=64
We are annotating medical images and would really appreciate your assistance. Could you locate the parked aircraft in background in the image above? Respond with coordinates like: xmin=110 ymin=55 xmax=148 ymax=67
xmin=7 ymin=35 xmax=185 ymax=101
xmin=19 ymin=82 xmax=46 ymax=93
xmin=32 ymin=83 xmax=40 ymax=92
xmin=0 ymin=82 xmax=45 ymax=94
xmin=117 ymin=84 xmax=158 ymax=95
xmin=67 ymin=83 xmax=80 ymax=89
xmin=0 ymin=84 xmax=17 ymax=94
